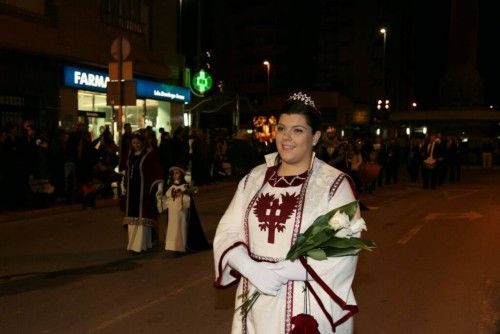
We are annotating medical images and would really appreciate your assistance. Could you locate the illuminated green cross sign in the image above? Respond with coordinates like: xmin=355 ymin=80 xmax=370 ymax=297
xmin=192 ymin=70 xmax=213 ymax=94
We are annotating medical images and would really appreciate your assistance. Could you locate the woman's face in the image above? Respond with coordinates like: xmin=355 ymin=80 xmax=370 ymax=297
xmin=275 ymin=113 xmax=320 ymax=168
xmin=172 ymin=170 xmax=183 ymax=181
xmin=131 ymin=138 xmax=144 ymax=152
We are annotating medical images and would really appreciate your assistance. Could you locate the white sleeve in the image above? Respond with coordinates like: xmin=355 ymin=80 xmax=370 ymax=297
xmin=213 ymin=176 xmax=249 ymax=287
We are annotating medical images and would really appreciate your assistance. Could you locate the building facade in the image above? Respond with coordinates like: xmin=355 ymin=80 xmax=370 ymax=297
xmin=0 ymin=0 xmax=188 ymax=138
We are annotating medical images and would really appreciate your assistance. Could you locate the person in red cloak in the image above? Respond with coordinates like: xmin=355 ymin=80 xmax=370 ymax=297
xmin=121 ymin=132 xmax=163 ymax=253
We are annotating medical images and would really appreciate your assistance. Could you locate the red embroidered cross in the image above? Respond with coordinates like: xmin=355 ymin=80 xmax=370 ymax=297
xmin=253 ymin=192 xmax=298 ymax=244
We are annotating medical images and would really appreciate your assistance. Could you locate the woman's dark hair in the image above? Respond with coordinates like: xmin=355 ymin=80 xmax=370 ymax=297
xmin=274 ymin=93 xmax=322 ymax=166
xmin=130 ymin=132 xmax=145 ymax=143
xmin=278 ymin=95 xmax=322 ymax=133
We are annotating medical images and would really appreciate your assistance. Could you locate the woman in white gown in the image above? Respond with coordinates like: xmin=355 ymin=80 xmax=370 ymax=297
xmin=213 ymin=92 xmax=364 ymax=333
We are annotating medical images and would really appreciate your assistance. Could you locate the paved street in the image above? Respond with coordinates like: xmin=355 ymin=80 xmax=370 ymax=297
xmin=1 ymin=169 xmax=499 ymax=334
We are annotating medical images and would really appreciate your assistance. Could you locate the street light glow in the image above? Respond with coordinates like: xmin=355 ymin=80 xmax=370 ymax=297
xmin=380 ymin=28 xmax=387 ymax=98
xmin=263 ymin=60 xmax=271 ymax=95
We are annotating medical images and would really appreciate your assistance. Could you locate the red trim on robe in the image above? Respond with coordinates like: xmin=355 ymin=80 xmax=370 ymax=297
xmin=299 ymin=256 xmax=358 ymax=332
xmin=213 ymin=241 xmax=248 ymax=288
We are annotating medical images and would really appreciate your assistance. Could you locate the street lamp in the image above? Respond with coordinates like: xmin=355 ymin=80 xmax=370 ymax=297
xmin=263 ymin=60 xmax=270 ymax=96
xmin=380 ymin=28 xmax=387 ymax=96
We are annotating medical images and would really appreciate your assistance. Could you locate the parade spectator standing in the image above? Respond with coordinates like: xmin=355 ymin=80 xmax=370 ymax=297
xmin=407 ymin=137 xmax=422 ymax=182
xmin=121 ymin=133 xmax=163 ymax=254
xmin=190 ymin=128 xmax=211 ymax=185
xmin=422 ymin=134 xmax=439 ymax=189
xmin=76 ymin=130 xmax=98 ymax=185
xmin=481 ymin=139 xmax=494 ymax=168
xmin=227 ymin=129 xmax=258 ymax=181
xmin=77 ymin=130 xmax=99 ymax=208
xmin=213 ymin=92 xmax=363 ymax=333
xmin=31 ymin=131 xmax=54 ymax=207
xmin=63 ymin=123 xmax=83 ymax=203
xmin=49 ymin=129 xmax=68 ymax=202
xmin=347 ymin=139 xmax=364 ymax=192
xmin=212 ymin=132 xmax=230 ymax=181
xmin=446 ymin=136 xmax=460 ymax=183
xmin=18 ymin=121 xmax=38 ymax=206
xmin=3 ymin=123 xmax=24 ymax=207
xmin=316 ymin=128 xmax=344 ymax=169
xmin=93 ymin=127 xmax=119 ymax=196
xmin=118 ymin=123 xmax=132 ymax=172
xmin=435 ymin=135 xmax=446 ymax=185
xmin=384 ymin=138 xmax=400 ymax=184
xmin=158 ymin=130 xmax=173 ymax=181
xmin=144 ymin=126 xmax=158 ymax=150
xmin=170 ymin=126 xmax=190 ymax=169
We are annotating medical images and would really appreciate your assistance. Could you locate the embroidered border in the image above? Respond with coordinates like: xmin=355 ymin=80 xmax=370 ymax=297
xmin=122 ymin=216 xmax=155 ymax=227
xmin=328 ymin=173 xmax=346 ymax=201
xmin=268 ymin=173 xmax=307 ymax=187
xmin=241 ymin=167 xmax=275 ymax=333
xmin=242 ymin=277 xmax=249 ymax=334
xmin=250 ymin=253 xmax=282 ymax=263
xmin=284 ymin=160 xmax=315 ymax=334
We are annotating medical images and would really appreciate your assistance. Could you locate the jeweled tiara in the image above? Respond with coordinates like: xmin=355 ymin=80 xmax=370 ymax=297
xmin=288 ymin=92 xmax=316 ymax=108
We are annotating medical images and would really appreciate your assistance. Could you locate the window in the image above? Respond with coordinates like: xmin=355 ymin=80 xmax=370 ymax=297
xmin=100 ymin=0 xmax=150 ymax=34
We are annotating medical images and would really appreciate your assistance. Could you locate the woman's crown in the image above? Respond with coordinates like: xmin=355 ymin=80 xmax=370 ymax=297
xmin=288 ymin=92 xmax=316 ymax=108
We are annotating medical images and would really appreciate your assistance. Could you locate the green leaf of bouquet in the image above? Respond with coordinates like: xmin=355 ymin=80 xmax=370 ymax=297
xmin=321 ymin=237 xmax=375 ymax=250
xmin=286 ymin=252 xmax=300 ymax=261
xmin=358 ymin=238 xmax=377 ymax=251
xmin=339 ymin=201 xmax=358 ymax=219
xmin=296 ymin=234 xmax=306 ymax=244
xmin=323 ymin=237 xmax=363 ymax=249
xmin=307 ymin=248 xmax=327 ymax=261
xmin=323 ymin=246 xmax=361 ymax=257
xmin=306 ymin=222 xmax=327 ymax=237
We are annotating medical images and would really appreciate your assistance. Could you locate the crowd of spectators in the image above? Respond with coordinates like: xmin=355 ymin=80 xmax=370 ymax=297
xmin=0 ymin=121 xmax=266 ymax=211
xmin=316 ymin=131 xmax=500 ymax=194
xmin=0 ymin=119 xmax=498 ymax=212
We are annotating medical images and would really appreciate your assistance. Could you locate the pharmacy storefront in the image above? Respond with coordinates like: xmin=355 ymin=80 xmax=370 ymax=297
xmin=61 ymin=65 xmax=190 ymax=138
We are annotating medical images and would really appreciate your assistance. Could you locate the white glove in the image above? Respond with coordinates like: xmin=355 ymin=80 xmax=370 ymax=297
xmin=155 ymin=182 xmax=164 ymax=198
xmin=120 ymin=183 xmax=126 ymax=196
xmin=226 ymin=246 xmax=287 ymax=296
xmin=273 ymin=260 xmax=310 ymax=282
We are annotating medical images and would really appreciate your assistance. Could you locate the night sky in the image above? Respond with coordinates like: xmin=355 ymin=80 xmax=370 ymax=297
xmin=182 ymin=0 xmax=498 ymax=109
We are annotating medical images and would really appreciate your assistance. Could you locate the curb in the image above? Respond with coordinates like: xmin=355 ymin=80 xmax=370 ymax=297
xmin=0 ymin=198 xmax=119 ymax=224
xmin=0 ymin=181 xmax=238 ymax=224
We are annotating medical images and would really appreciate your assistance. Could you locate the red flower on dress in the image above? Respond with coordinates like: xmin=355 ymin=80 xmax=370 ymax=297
xmin=290 ymin=313 xmax=320 ymax=334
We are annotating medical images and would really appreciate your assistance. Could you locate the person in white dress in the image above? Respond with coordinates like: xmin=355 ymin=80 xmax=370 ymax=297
xmin=163 ymin=166 xmax=192 ymax=253
xmin=213 ymin=92 xmax=364 ymax=333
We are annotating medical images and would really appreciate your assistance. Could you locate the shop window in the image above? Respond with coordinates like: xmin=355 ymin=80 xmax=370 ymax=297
xmin=77 ymin=91 xmax=170 ymax=140
xmin=77 ymin=91 xmax=113 ymax=139
xmin=78 ymin=92 xmax=94 ymax=111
